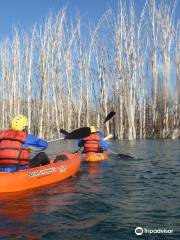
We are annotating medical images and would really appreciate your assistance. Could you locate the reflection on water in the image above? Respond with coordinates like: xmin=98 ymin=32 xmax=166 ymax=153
xmin=1 ymin=194 xmax=33 ymax=221
xmin=0 ymin=140 xmax=179 ymax=239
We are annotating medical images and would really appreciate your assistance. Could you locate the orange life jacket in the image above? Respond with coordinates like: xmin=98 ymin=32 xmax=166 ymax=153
xmin=0 ymin=130 xmax=30 ymax=167
xmin=83 ymin=133 xmax=101 ymax=153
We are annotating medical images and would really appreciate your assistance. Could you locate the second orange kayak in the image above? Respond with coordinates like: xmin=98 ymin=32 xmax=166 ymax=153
xmin=82 ymin=151 xmax=109 ymax=162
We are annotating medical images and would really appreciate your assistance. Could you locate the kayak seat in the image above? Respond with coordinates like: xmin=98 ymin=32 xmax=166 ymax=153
xmin=54 ymin=154 xmax=68 ymax=163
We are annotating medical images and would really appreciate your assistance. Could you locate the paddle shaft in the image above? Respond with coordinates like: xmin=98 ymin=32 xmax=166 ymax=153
xmin=27 ymin=137 xmax=64 ymax=152
xmin=47 ymin=137 xmax=64 ymax=143
xmin=103 ymin=134 xmax=113 ymax=141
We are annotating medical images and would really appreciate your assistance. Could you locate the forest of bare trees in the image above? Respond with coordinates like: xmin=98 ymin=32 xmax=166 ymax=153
xmin=0 ymin=0 xmax=179 ymax=140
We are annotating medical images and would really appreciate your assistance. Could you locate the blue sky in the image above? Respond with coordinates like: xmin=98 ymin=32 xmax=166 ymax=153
xmin=0 ymin=0 xmax=178 ymax=40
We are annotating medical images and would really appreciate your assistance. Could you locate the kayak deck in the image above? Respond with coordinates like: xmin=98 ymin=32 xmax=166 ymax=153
xmin=0 ymin=152 xmax=80 ymax=193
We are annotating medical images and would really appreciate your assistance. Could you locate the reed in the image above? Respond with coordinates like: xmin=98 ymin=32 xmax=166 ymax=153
xmin=0 ymin=1 xmax=179 ymax=139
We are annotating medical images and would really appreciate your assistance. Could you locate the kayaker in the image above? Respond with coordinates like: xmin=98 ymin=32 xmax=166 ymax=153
xmin=0 ymin=115 xmax=50 ymax=172
xmin=78 ymin=126 xmax=109 ymax=153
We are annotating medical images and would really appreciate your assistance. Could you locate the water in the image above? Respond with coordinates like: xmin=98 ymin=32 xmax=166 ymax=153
xmin=0 ymin=140 xmax=179 ymax=239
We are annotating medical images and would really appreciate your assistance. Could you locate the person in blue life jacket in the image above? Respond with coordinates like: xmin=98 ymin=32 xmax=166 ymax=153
xmin=0 ymin=115 xmax=50 ymax=172
xmin=78 ymin=126 xmax=109 ymax=153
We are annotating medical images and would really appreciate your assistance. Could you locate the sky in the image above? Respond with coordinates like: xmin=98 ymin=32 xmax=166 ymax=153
xmin=0 ymin=0 xmax=178 ymax=40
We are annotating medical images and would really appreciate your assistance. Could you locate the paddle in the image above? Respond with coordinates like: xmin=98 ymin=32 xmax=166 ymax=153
xmin=60 ymin=111 xmax=116 ymax=138
xmin=59 ymin=111 xmax=115 ymax=152
xmin=28 ymin=128 xmax=90 ymax=152
xmin=104 ymin=111 xmax=116 ymax=123
xmin=103 ymin=134 xmax=113 ymax=141
xmin=64 ymin=127 xmax=91 ymax=139
xmin=60 ymin=112 xmax=134 ymax=159
xmin=59 ymin=129 xmax=69 ymax=136
xmin=47 ymin=137 xmax=64 ymax=143
xmin=60 ymin=111 xmax=116 ymax=152
xmin=48 ymin=127 xmax=92 ymax=143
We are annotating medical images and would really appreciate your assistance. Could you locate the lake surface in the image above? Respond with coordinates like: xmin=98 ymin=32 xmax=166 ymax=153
xmin=0 ymin=140 xmax=179 ymax=239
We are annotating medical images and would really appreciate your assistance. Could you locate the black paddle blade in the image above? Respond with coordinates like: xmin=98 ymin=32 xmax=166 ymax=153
xmin=60 ymin=129 xmax=69 ymax=135
xmin=104 ymin=111 xmax=116 ymax=123
xmin=118 ymin=154 xmax=134 ymax=159
xmin=65 ymin=127 xmax=91 ymax=139
xmin=110 ymin=150 xmax=134 ymax=159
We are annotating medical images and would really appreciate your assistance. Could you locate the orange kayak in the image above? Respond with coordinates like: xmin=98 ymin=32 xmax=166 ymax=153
xmin=0 ymin=152 xmax=80 ymax=193
xmin=82 ymin=151 xmax=109 ymax=162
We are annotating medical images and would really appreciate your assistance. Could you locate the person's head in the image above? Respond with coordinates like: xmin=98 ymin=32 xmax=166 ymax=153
xmin=11 ymin=115 xmax=28 ymax=131
xmin=89 ymin=126 xmax=97 ymax=133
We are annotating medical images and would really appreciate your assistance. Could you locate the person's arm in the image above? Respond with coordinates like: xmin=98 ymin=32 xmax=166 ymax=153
xmin=99 ymin=138 xmax=109 ymax=151
xmin=97 ymin=131 xmax=105 ymax=138
xmin=22 ymin=134 xmax=48 ymax=150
